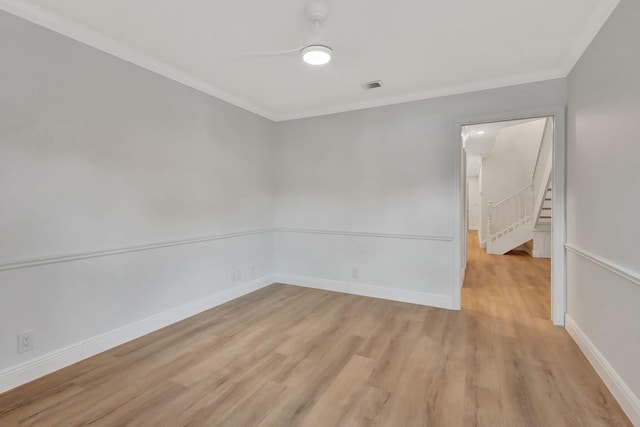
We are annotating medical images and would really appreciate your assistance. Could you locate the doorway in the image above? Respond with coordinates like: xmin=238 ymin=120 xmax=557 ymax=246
xmin=453 ymin=107 xmax=566 ymax=325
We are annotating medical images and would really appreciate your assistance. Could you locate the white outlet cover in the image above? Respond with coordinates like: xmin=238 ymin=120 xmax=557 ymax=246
xmin=18 ymin=330 xmax=35 ymax=353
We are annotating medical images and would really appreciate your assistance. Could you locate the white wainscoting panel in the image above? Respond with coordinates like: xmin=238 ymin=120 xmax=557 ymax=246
xmin=565 ymin=316 xmax=640 ymax=426
xmin=275 ymin=274 xmax=455 ymax=310
xmin=0 ymin=275 xmax=277 ymax=394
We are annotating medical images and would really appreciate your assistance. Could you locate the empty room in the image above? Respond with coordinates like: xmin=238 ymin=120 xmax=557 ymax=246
xmin=1 ymin=0 xmax=638 ymax=425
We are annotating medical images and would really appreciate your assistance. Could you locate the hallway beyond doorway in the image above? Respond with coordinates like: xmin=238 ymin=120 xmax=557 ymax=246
xmin=463 ymin=231 xmax=550 ymax=319
xmin=460 ymin=230 xmax=631 ymax=425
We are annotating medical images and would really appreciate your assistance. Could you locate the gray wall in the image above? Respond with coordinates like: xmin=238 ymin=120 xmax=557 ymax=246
xmin=566 ymin=0 xmax=640 ymax=421
xmin=0 ymin=11 xmax=275 ymax=377
xmin=274 ymin=80 xmax=566 ymax=307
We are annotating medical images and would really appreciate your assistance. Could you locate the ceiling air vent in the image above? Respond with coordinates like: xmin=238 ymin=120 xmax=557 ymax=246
xmin=363 ymin=80 xmax=383 ymax=90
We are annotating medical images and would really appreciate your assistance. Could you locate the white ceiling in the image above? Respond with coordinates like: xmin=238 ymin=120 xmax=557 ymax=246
xmin=464 ymin=118 xmax=544 ymax=177
xmin=1 ymin=0 xmax=619 ymax=121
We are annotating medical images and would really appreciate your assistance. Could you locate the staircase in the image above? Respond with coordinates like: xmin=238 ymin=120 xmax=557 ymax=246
xmin=486 ymin=185 xmax=535 ymax=254
xmin=486 ymin=118 xmax=553 ymax=255
xmin=538 ymin=182 xmax=552 ymax=225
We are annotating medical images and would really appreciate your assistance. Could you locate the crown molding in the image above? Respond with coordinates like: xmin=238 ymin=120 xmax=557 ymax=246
xmin=559 ymin=0 xmax=621 ymax=75
xmin=0 ymin=0 xmax=277 ymax=121
xmin=271 ymin=68 xmax=567 ymax=121
xmin=1 ymin=0 xmax=619 ymax=123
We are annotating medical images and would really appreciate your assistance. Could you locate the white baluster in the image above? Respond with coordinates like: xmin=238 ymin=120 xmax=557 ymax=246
xmin=488 ymin=201 xmax=493 ymax=236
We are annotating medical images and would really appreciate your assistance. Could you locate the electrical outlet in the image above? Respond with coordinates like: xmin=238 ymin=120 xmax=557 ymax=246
xmin=18 ymin=330 xmax=35 ymax=353
xmin=352 ymin=268 xmax=359 ymax=280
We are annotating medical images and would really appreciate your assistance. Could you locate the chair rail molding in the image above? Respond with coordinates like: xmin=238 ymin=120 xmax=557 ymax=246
xmin=565 ymin=244 xmax=640 ymax=287
xmin=274 ymin=227 xmax=452 ymax=242
xmin=0 ymin=229 xmax=274 ymax=272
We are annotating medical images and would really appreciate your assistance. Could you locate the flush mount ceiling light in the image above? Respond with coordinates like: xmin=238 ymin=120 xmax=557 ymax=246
xmin=301 ymin=45 xmax=332 ymax=65
xmin=477 ymin=131 xmax=486 ymax=135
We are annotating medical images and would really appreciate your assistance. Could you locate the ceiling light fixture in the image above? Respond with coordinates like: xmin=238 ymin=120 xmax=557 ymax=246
xmin=301 ymin=45 xmax=332 ymax=65
xmin=477 ymin=131 xmax=485 ymax=135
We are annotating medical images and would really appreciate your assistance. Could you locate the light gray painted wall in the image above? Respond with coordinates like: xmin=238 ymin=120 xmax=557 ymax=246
xmin=0 ymin=6 xmax=572 ymax=393
xmin=467 ymin=176 xmax=480 ymax=231
xmin=480 ymin=118 xmax=546 ymax=242
xmin=566 ymin=0 xmax=640 ymax=417
xmin=0 ymin=11 xmax=275 ymax=371
xmin=274 ymin=80 xmax=566 ymax=304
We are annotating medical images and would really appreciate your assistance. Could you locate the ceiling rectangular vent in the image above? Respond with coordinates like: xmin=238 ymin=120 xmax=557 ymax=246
xmin=363 ymin=80 xmax=383 ymax=90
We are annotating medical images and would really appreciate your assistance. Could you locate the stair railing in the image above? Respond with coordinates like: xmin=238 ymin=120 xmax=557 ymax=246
xmin=487 ymin=184 xmax=534 ymax=240
xmin=486 ymin=117 xmax=553 ymax=242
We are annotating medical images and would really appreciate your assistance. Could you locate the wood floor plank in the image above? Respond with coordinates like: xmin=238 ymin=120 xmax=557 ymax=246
xmin=0 ymin=232 xmax=632 ymax=426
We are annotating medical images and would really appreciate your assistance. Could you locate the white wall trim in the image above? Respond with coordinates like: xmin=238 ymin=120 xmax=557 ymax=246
xmin=0 ymin=275 xmax=277 ymax=394
xmin=454 ymin=105 xmax=567 ymax=326
xmin=0 ymin=0 xmax=591 ymax=123
xmin=274 ymin=274 xmax=455 ymax=310
xmin=274 ymin=227 xmax=452 ymax=242
xmin=559 ymin=0 xmax=621 ymax=75
xmin=0 ymin=228 xmax=453 ymax=272
xmin=0 ymin=229 xmax=273 ymax=272
xmin=273 ymin=70 xmax=566 ymax=122
xmin=565 ymin=244 xmax=640 ymax=288
xmin=0 ymin=0 xmax=276 ymax=121
xmin=565 ymin=315 xmax=640 ymax=426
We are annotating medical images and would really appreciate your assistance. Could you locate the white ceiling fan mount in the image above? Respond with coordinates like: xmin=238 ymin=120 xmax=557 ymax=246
xmin=301 ymin=1 xmax=332 ymax=65
xmin=240 ymin=1 xmax=333 ymax=65
xmin=305 ymin=1 xmax=329 ymax=24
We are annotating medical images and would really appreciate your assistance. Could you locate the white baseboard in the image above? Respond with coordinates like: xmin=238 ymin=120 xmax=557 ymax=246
xmin=0 ymin=273 xmax=455 ymax=394
xmin=274 ymin=274 xmax=455 ymax=310
xmin=565 ymin=315 xmax=640 ymax=426
xmin=0 ymin=275 xmax=277 ymax=394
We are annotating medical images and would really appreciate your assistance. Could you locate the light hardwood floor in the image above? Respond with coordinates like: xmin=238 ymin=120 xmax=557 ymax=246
xmin=0 ymin=232 xmax=631 ymax=426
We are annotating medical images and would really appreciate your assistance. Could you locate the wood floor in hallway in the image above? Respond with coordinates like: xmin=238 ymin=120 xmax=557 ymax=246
xmin=0 ymin=232 xmax=631 ymax=426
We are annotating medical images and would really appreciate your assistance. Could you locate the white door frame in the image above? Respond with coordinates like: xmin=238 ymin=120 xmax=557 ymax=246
xmin=452 ymin=105 xmax=567 ymax=326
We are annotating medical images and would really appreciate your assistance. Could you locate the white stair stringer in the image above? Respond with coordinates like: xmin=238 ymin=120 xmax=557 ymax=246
xmin=487 ymin=218 xmax=533 ymax=255
xmin=486 ymin=185 xmax=534 ymax=255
